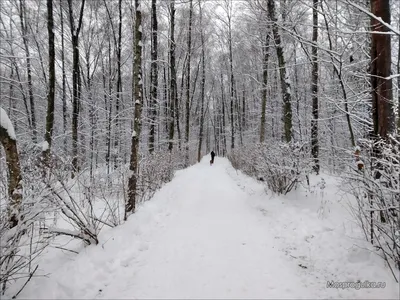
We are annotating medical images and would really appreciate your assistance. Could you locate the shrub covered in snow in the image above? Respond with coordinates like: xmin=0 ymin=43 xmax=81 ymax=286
xmin=343 ymin=136 xmax=400 ymax=281
xmin=135 ymin=149 xmax=184 ymax=204
xmin=229 ymin=141 xmax=312 ymax=194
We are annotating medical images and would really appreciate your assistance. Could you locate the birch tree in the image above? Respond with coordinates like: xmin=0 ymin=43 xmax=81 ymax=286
xmin=126 ymin=0 xmax=143 ymax=218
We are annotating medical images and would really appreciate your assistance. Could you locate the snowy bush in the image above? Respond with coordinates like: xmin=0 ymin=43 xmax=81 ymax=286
xmin=136 ymin=149 xmax=184 ymax=204
xmin=343 ymin=136 xmax=400 ymax=281
xmin=229 ymin=141 xmax=312 ymax=194
xmin=0 ymin=187 xmax=49 ymax=297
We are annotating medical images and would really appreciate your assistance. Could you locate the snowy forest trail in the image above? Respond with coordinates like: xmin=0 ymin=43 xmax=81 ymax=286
xmin=18 ymin=157 xmax=399 ymax=299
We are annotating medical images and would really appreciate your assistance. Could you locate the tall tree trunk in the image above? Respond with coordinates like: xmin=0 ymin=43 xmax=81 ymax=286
xmin=114 ymin=0 xmax=123 ymax=168
xmin=221 ymin=72 xmax=227 ymax=156
xmin=0 ymin=108 xmax=22 ymax=229
xmin=149 ymin=0 xmax=158 ymax=153
xmin=197 ymin=0 xmax=206 ymax=162
xmin=126 ymin=0 xmax=143 ymax=218
xmin=67 ymin=0 xmax=86 ymax=177
xmin=227 ymin=5 xmax=235 ymax=149
xmin=19 ymin=0 xmax=37 ymax=143
xmin=311 ymin=0 xmax=319 ymax=174
xmin=168 ymin=0 xmax=177 ymax=152
xmin=43 ymin=0 xmax=56 ymax=164
xmin=370 ymin=0 xmax=394 ymax=139
xmin=60 ymin=0 xmax=67 ymax=152
xmin=397 ymin=8 xmax=400 ymax=131
xmin=267 ymin=0 xmax=293 ymax=143
xmin=260 ymin=34 xmax=270 ymax=143
xmin=185 ymin=0 xmax=193 ymax=165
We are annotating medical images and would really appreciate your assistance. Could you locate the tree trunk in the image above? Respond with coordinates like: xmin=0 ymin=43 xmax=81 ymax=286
xmin=0 ymin=108 xmax=22 ymax=229
xmin=228 ymin=9 xmax=235 ymax=149
xmin=267 ymin=0 xmax=292 ymax=143
xmin=114 ymin=0 xmax=123 ymax=168
xmin=370 ymin=0 xmax=394 ymax=139
xmin=67 ymin=0 xmax=86 ymax=177
xmin=185 ymin=0 xmax=193 ymax=165
xmin=149 ymin=0 xmax=158 ymax=153
xmin=60 ymin=0 xmax=67 ymax=152
xmin=126 ymin=0 xmax=143 ymax=218
xmin=221 ymin=72 xmax=227 ymax=156
xmin=197 ymin=0 xmax=206 ymax=163
xmin=311 ymin=0 xmax=319 ymax=174
xmin=168 ymin=0 xmax=177 ymax=152
xmin=43 ymin=0 xmax=56 ymax=164
xmin=260 ymin=34 xmax=270 ymax=143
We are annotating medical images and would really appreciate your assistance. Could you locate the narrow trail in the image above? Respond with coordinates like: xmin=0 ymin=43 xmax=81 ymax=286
xmin=18 ymin=157 xmax=398 ymax=299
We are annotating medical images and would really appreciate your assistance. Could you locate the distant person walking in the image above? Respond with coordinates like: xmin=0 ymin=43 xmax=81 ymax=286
xmin=210 ymin=151 xmax=215 ymax=165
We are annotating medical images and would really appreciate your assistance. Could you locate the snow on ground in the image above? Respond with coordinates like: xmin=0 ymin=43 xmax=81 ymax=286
xmin=10 ymin=157 xmax=399 ymax=299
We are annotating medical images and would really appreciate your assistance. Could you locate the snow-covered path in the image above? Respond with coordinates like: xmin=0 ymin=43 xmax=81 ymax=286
xmin=108 ymin=158 xmax=313 ymax=299
xmin=17 ymin=157 xmax=399 ymax=299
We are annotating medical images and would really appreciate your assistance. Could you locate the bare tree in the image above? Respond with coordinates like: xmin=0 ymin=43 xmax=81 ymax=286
xmin=149 ymin=0 xmax=158 ymax=153
xmin=168 ymin=0 xmax=177 ymax=152
xmin=67 ymin=0 xmax=86 ymax=177
xmin=43 ymin=0 xmax=56 ymax=164
xmin=197 ymin=0 xmax=206 ymax=162
xmin=311 ymin=0 xmax=319 ymax=174
xmin=370 ymin=0 xmax=394 ymax=139
xmin=260 ymin=34 xmax=270 ymax=143
xmin=185 ymin=0 xmax=193 ymax=164
xmin=126 ymin=0 xmax=143 ymax=218
xmin=267 ymin=0 xmax=292 ymax=142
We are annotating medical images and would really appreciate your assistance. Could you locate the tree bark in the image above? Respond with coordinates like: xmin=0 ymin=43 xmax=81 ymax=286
xmin=260 ymin=34 xmax=270 ymax=143
xmin=311 ymin=0 xmax=319 ymax=174
xmin=0 ymin=108 xmax=22 ymax=229
xmin=168 ymin=0 xmax=177 ymax=152
xmin=370 ymin=0 xmax=394 ymax=139
xmin=67 ymin=0 xmax=86 ymax=177
xmin=126 ymin=0 xmax=143 ymax=218
xmin=60 ymin=0 xmax=67 ymax=152
xmin=185 ymin=0 xmax=193 ymax=165
xmin=267 ymin=0 xmax=293 ymax=143
xmin=197 ymin=0 xmax=206 ymax=162
xmin=43 ymin=0 xmax=56 ymax=164
xmin=149 ymin=0 xmax=158 ymax=153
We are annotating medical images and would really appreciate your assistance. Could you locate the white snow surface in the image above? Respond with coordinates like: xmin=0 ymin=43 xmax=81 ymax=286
xmin=0 ymin=107 xmax=16 ymax=140
xmin=12 ymin=157 xmax=399 ymax=299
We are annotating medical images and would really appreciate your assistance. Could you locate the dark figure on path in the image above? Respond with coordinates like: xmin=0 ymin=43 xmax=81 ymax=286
xmin=210 ymin=151 xmax=215 ymax=165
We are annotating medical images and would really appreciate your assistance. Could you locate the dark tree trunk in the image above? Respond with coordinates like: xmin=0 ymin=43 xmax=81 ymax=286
xmin=185 ymin=0 xmax=193 ymax=165
xmin=126 ymin=0 xmax=143 ymax=218
xmin=267 ymin=0 xmax=293 ymax=143
xmin=260 ymin=34 xmax=270 ymax=143
xmin=197 ymin=0 xmax=206 ymax=163
xmin=67 ymin=0 xmax=86 ymax=177
xmin=149 ymin=0 xmax=158 ymax=153
xmin=311 ymin=0 xmax=319 ymax=174
xmin=60 ymin=0 xmax=67 ymax=152
xmin=43 ymin=0 xmax=56 ymax=164
xmin=168 ymin=0 xmax=177 ymax=152
xmin=370 ymin=0 xmax=394 ymax=139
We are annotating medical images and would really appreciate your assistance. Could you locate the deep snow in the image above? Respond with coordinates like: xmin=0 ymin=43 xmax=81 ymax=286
xmin=10 ymin=157 xmax=400 ymax=299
